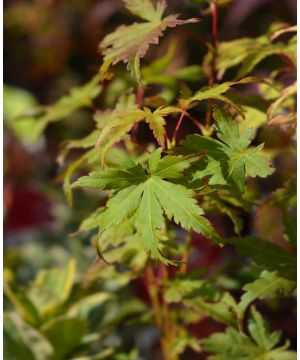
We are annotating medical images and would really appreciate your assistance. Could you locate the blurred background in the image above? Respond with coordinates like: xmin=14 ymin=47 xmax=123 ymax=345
xmin=3 ymin=0 xmax=296 ymax=359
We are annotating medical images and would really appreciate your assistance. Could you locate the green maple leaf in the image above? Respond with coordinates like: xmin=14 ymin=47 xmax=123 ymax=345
xmin=96 ymin=106 xmax=181 ymax=164
xmin=99 ymin=0 xmax=198 ymax=82
xmin=75 ymin=163 xmax=146 ymax=190
xmin=75 ymin=148 xmax=221 ymax=263
xmin=189 ymin=292 xmax=239 ymax=328
xmin=247 ymin=308 xmax=281 ymax=352
xmin=239 ymin=271 xmax=295 ymax=316
xmin=179 ymin=77 xmax=270 ymax=116
xmin=59 ymin=130 xmax=101 ymax=166
xmin=22 ymin=75 xmax=102 ymax=143
xmin=164 ymin=275 xmax=239 ymax=327
xmin=59 ymin=91 xmax=142 ymax=205
xmin=205 ymin=37 xmax=268 ymax=79
xmin=180 ymin=109 xmax=274 ymax=193
xmin=227 ymin=236 xmax=296 ymax=280
xmin=202 ymin=307 xmax=296 ymax=360
xmin=204 ymin=31 xmax=296 ymax=80
xmin=59 ymin=90 xmax=138 ymax=163
xmin=237 ymin=36 xmax=296 ymax=79
xmin=203 ymin=196 xmax=243 ymax=235
xmin=148 ymin=177 xmax=217 ymax=240
xmin=88 ymin=216 xmax=148 ymax=269
xmin=137 ymin=177 xmax=166 ymax=261
xmin=164 ymin=278 xmax=219 ymax=303
xmin=148 ymin=148 xmax=194 ymax=178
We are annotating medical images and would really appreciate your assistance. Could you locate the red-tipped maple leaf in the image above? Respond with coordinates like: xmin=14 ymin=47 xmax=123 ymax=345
xmin=99 ymin=0 xmax=198 ymax=82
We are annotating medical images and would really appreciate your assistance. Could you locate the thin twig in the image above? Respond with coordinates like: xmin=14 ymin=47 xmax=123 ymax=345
xmin=210 ymin=0 xmax=218 ymax=85
xmin=174 ymin=27 xmax=208 ymax=48
xmin=132 ymin=86 xmax=145 ymax=141
xmin=172 ymin=111 xmax=185 ymax=143
xmin=179 ymin=232 xmax=192 ymax=275
xmin=145 ymin=266 xmax=162 ymax=327
xmin=145 ymin=265 xmax=174 ymax=360
xmin=183 ymin=111 xmax=202 ymax=130
xmin=135 ymin=86 xmax=145 ymax=107
xmin=206 ymin=0 xmax=218 ymax=129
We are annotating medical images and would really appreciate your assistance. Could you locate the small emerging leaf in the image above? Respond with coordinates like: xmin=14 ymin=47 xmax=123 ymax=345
xmin=96 ymin=106 xmax=181 ymax=164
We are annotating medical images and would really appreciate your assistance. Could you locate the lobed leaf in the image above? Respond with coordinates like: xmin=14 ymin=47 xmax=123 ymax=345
xmin=99 ymin=0 xmax=198 ymax=82
xmin=202 ymin=306 xmax=296 ymax=360
xmin=205 ymin=33 xmax=296 ymax=80
xmin=227 ymin=236 xmax=296 ymax=280
xmin=74 ymin=164 xmax=146 ymax=190
xmin=239 ymin=271 xmax=295 ymax=316
xmin=101 ymin=184 xmax=145 ymax=229
xmin=137 ymin=178 xmax=167 ymax=262
xmin=151 ymin=176 xmax=221 ymax=243
xmin=236 ymin=38 xmax=296 ymax=78
xmin=76 ymin=150 xmax=221 ymax=262
xmin=179 ymin=77 xmax=270 ymax=113
xmin=96 ymin=106 xmax=181 ymax=164
xmin=148 ymin=148 xmax=194 ymax=179
xmin=180 ymin=109 xmax=273 ymax=193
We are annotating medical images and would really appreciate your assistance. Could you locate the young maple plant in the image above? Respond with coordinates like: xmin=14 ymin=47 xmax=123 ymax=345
xmin=11 ymin=0 xmax=296 ymax=359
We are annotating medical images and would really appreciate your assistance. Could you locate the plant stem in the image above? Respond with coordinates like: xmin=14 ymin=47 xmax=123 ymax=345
xmin=145 ymin=266 xmax=162 ymax=327
xmin=206 ymin=0 xmax=218 ymax=129
xmin=179 ymin=232 xmax=192 ymax=275
xmin=161 ymin=264 xmax=179 ymax=360
xmin=212 ymin=2 xmax=218 ymax=47
xmin=136 ymin=85 xmax=145 ymax=107
xmin=174 ymin=27 xmax=208 ymax=48
xmin=183 ymin=111 xmax=202 ymax=130
xmin=210 ymin=0 xmax=218 ymax=85
xmin=132 ymin=86 xmax=145 ymax=141
xmin=145 ymin=264 xmax=177 ymax=360
xmin=172 ymin=111 xmax=185 ymax=144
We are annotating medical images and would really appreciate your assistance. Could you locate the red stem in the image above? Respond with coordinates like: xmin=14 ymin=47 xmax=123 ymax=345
xmin=164 ymin=132 xmax=170 ymax=146
xmin=183 ymin=111 xmax=202 ymax=130
xmin=206 ymin=0 xmax=218 ymax=128
xmin=209 ymin=0 xmax=218 ymax=85
xmin=173 ymin=111 xmax=185 ymax=143
xmin=136 ymin=86 xmax=145 ymax=107
xmin=212 ymin=0 xmax=218 ymax=49
xmin=132 ymin=86 xmax=145 ymax=141
xmin=174 ymin=27 xmax=208 ymax=47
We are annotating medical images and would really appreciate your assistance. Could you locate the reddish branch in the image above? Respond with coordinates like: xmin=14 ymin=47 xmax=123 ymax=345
xmin=206 ymin=0 xmax=218 ymax=128
xmin=173 ymin=111 xmax=185 ymax=143
xmin=135 ymin=86 xmax=145 ymax=107
xmin=174 ymin=27 xmax=208 ymax=48
xmin=184 ymin=111 xmax=202 ymax=130
xmin=210 ymin=0 xmax=218 ymax=85
xmin=145 ymin=265 xmax=175 ymax=360
xmin=132 ymin=86 xmax=145 ymax=141
xmin=212 ymin=1 xmax=218 ymax=47
xmin=172 ymin=110 xmax=204 ymax=144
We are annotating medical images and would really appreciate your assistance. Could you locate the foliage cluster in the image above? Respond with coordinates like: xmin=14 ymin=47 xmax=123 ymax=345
xmin=4 ymin=0 xmax=296 ymax=359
